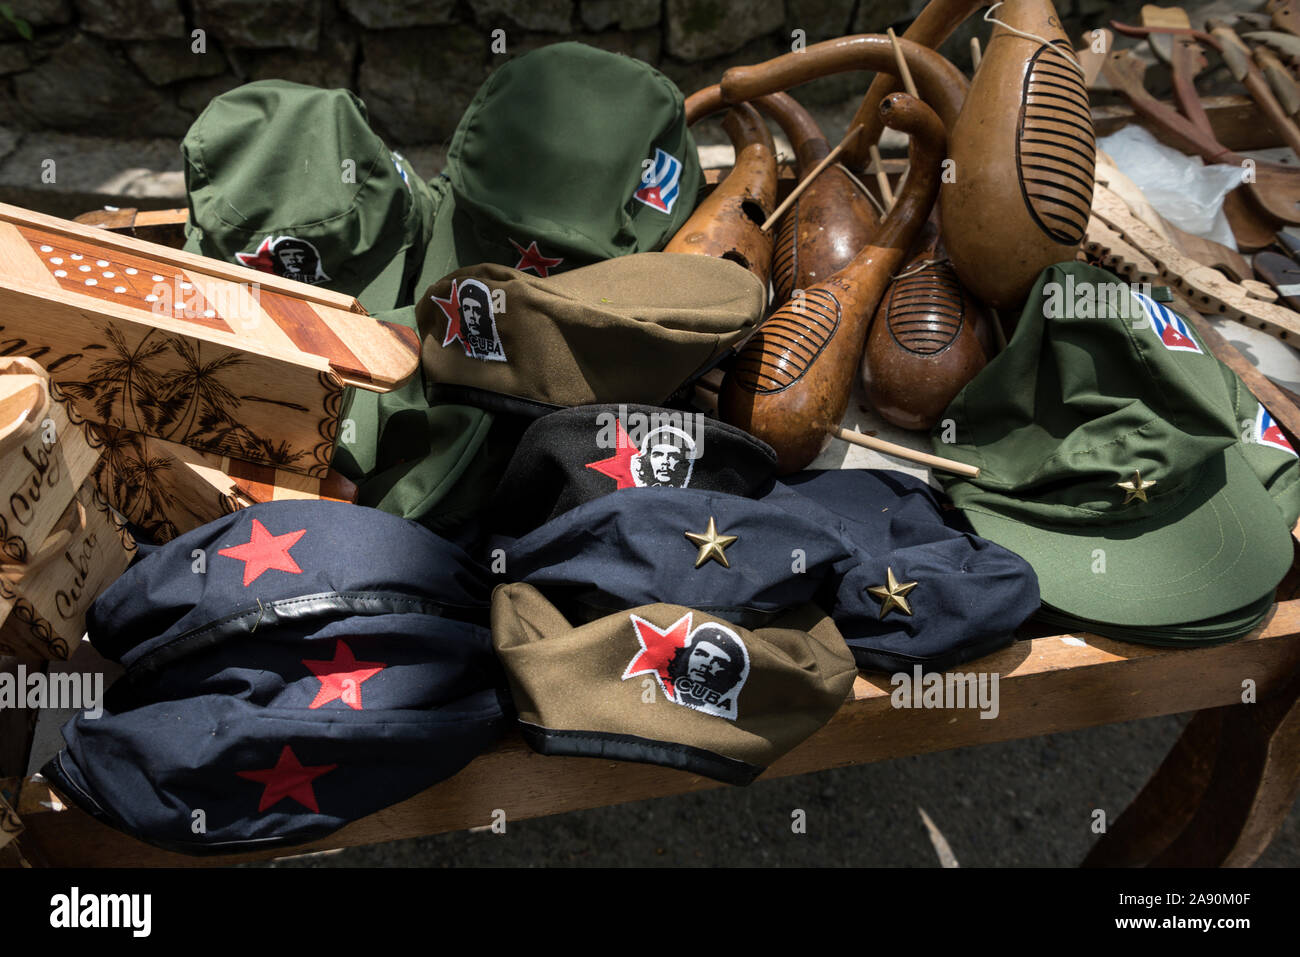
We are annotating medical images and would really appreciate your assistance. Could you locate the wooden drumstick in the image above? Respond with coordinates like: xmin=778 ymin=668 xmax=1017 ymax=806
xmin=760 ymin=125 xmax=863 ymax=232
xmin=833 ymin=427 xmax=980 ymax=477
xmin=869 ymin=144 xmax=895 ymax=210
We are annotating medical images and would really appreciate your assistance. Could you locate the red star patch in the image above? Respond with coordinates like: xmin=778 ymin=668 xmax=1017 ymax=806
xmin=1161 ymin=325 xmax=1195 ymax=350
xmin=509 ymin=238 xmax=563 ymax=278
xmin=623 ymin=612 xmax=692 ymax=699
xmin=235 ymin=237 xmax=276 ymax=274
xmin=430 ymin=280 xmax=471 ymax=355
xmin=585 ymin=420 xmax=640 ymax=489
xmin=302 ymin=640 xmax=384 ymax=710
xmin=236 ymin=745 xmax=337 ymax=813
xmin=218 ymin=518 xmax=306 ymax=587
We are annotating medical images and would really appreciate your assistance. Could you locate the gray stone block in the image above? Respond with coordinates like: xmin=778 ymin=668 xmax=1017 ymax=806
xmin=194 ymin=0 xmax=322 ymax=51
xmin=666 ymin=0 xmax=785 ymax=61
xmin=360 ymin=26 xmax=488 ymax=145
xmin=19 ymin=0 xmax=73 ymax=28
xmin=127 ymin=40 xmax=228 ymax=86
xmin=0 ymin=43 xmax=28 ymax=75
xmin=580 ymin=0 xmax=660 ymax=32
xmin=501 ymin=29 xmax=661 ymax=66
xmin=339 ymin=0 xmax=458 ymax=29
xmin=469 ymin=0 xmax=574 ymax=34
xmin=12 ymin=33 xmax=191 ymax=137
xmin=785 ymin=0 xmax=856 ymax=40
xmin=245 ymin=27 xmax=356 ymax=89
xmin=75 ymin=0 xmax=186 ymax=41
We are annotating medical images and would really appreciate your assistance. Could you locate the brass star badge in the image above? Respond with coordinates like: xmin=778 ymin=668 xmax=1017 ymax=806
xmin=867 ymin=567 xmax=918 ymax=618
xmin=684 ymin=517 xmax=738 ymax=569
xmin=1116 ymin=470 xmax=1156 ymax=505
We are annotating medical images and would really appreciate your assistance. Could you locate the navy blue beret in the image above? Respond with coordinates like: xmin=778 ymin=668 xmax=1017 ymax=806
xmin=44 ymin=501 xmax=508 ymax=854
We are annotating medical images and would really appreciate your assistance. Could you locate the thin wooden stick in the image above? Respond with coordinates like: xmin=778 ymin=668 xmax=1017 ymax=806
xmin=970 ymin=36 xmax=983 ymax=72
xmin=888 ymin=27 xmax=921 ymax=98
xmin=760 ymin=124 xmax=863 ymax=232
xmin=832 ymin=427 xmax=981 ymax=477
xmin=869 ymin=144 xmax=895 ymax=209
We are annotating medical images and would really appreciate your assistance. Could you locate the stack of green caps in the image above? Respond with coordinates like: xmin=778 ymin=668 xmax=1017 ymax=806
xmin=930 ymin=262 xmax=1300 ymax=646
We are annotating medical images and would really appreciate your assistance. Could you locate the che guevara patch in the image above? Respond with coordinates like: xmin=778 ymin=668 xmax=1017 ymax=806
xmin=430 ymin=278 xmax=507 ymax=362
xmin=623 ymin=612 xmax=750 ymax=720
xmin=236 ymin=235 xmax=330 ymax=285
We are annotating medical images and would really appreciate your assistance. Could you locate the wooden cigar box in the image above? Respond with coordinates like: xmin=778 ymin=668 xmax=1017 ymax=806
xmin=0 ymin=202 xmax=419 ymax=479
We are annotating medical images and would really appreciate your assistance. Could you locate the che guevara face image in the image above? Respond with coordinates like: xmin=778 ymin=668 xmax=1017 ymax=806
xmin=273 ymin=238 xmax=319 ymax=281
xmin=668 ymin=623 xmax=746 ymax=697
xmin=632 ymin=426 xmax=696 ymax=488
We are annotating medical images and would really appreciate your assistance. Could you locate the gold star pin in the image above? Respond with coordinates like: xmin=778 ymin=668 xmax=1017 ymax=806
xmin=684 ymin=516 xmax=738 ymax=569
xmin=1116 ymin=469 xmax=1156 ymax=505
xmin=867 ymin=567 xmax=918 ymax=618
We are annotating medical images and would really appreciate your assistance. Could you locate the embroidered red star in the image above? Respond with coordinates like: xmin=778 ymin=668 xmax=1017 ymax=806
xmin=430 ymin=280 xmax=471 ymax=355
xmin=623 ymin=612 xmax=692 ymax=698
xmin=235 ymin=237 xmax=277 ymax=273
xmin=509 ymin=238 xmax=563 ymax=278
xmin=302 ymin=640 xmax=384 ymax=710
xmin=585 ymin=420 xmax=640 ymax=489
xmin=218 ymin=518 xmax=306 ymax=587
xmin=236 ymin=745 xmax=337 ymax=813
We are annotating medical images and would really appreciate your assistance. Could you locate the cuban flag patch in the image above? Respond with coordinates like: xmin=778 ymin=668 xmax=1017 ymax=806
xmin=1255 ymin=404 xmax=1297 ymax=455
xmin=633 ymin=147 xmax=682 ymax=214
xmin=1132 ymin=291 xmax=1204 ymax=354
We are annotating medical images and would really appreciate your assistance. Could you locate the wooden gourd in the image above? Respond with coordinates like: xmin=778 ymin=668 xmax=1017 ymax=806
xmin=753 ymin=92 xmax=880 ymax=305
xmin=941 ymin=0 xmax=1096 ymax=310
xmin=719 ymin=93 xmax=947 ymax=473
xmin=665 ymin=103 xmax=778 ymax=287
xmin=862 ymin=233 xmax=994 ymax=431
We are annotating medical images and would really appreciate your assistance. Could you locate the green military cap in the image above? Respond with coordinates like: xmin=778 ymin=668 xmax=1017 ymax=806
xmin=182 ymin=79 xmax=434 ymax=312
xmin=492 ymin=583 xmax=857 ymax=786
xmin=414 ymin=253 xmax=765 ymax=415
xmin=931 ymin=263 xmax=1300 ymax=641
xmin=417 ymin=42 xmax=702 ymax=289
xmin=179 ymin=80 xmax=497 ymax=531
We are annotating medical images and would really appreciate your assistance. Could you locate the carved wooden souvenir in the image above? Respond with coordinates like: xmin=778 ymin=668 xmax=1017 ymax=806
xmin=665 ymin=103 xmax=778 ymax=286
xmin=0 ymin=202 xmax=420 ymax=478
xmin=0 ymin=359 xmax=102 ymax=567
xmin=1090 ymin=184 xmax=1300 ymax=343
xmin=93 ymin=427 xmax=357 ymax=545
xmin=0 ymin=475 xmax=135 ymax=662
xmin=1269 ymin=0 xmax=1300 ymax=41
xmin=754 ymin=92 xmax=880 ymax=305
xmin=941 ymin=0 xmax=1096 ymax=310
xmin=719 ymin=94 xmax=946 ymax=473
xmin=842 ymin=0 xmax=988 ymax=171
xmin=862 ymin=239 xmax=994 ymax=431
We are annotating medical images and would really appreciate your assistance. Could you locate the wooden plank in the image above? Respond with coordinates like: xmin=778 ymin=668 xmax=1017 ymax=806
xmin=17 ymin=607 xmax=1300 ymax=867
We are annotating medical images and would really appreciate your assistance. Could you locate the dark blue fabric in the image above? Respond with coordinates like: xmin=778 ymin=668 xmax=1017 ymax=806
xmin=497 ymin=470 xmax=1040 ymax=671
xmin=46 ymin=501 xmax=507 ymax=854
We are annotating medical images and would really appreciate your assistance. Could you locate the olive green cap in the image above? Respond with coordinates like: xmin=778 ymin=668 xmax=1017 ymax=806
xmin=492 ymin=582 xmax=857 ymax=786
xmin=417 ymin=42 xmax=702 ymax=289
xmin=182 ymin=80 xmax=434 ymax=312
xmin=931 ymin=263 xmax=1300 ymax=632
xmin=415 ymin=253 xmax=765 ymax=416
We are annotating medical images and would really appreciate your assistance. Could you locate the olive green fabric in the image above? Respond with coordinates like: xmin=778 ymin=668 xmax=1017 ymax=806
xmin=415 ymin=253 xmax=765 ymax=415
xmin=182 ymin=80 xmax=434 ymax=312
xmin=492 ymin=583 xmax=857 ymax=786
xmin=417 ymin=42 xmax=702 ymax=289
xmin=931 ymin=263 xmax=1300 ymax=636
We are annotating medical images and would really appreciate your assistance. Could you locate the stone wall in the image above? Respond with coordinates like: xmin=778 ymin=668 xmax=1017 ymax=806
xmin=0 ymin=0 xmax=1142 ymax=149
